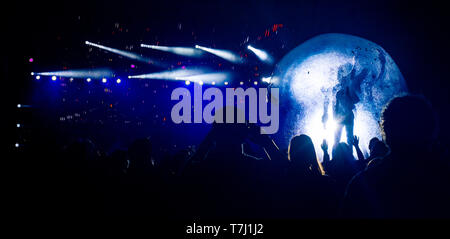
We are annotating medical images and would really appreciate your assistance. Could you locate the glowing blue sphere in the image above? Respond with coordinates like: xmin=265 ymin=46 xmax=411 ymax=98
xmin=274 ymin=33 xmax=407 ymax=156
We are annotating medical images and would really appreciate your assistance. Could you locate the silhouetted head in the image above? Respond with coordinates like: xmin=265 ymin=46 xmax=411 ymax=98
xmin=288 ymin=134 xmax=322 ymax=175
xmin=368 ymin=137 xmax=381 ymax=153
xmin=371 ymin=141 xmax=389 ymax=158
xmin=332 ymin=142 xmax=355 ymax=164
xmin=381 ymin=95 xmax=437 ymax=153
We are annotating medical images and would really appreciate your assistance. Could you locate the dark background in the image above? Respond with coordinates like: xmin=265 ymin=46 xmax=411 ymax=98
xmin=4 ymin=0 xmax=450 ymax=147
xmin=2 ymin=0 xmax=450 ymax=233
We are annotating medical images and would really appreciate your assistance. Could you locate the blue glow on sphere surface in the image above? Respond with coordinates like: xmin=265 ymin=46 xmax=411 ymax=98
xmin=274 ymin=33 xmax=408 ymax=157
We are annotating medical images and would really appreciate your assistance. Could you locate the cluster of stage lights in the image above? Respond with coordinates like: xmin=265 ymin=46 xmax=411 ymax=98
xmin=32 ymin=72 xmax=265 ymax=87
xmin=30 ymin=42 xmax=273 ymax=86
xmin=31 ymin=72 xmax=122 ymax=84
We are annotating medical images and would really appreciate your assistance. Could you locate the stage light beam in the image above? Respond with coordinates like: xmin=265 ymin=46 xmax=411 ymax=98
xmin=261 ymin=76 xmax=271 ymax=83
xmin=85 ymin=41 xmax=166 ymax=67
xmin=174 ymin=73 xmax=229 ymax=85
xmin=128 ymin=69 xmax=204 ymax=80
xmin=247 ymin=45 xmax=273 ymax=64
xmin=37 ymin=68 xmax=114 ymax=79
xmin=140 ymin=44 xmax=203 ymax=57
xmin=195 ymin=45 xmax=243 ymax=63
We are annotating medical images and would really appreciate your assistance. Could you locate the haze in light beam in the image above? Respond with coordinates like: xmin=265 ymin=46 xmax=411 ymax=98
xmin=85 ymin=41 xmax=166 ymax=67
xmin=128 ymin=69 xmax=204 ymax=80
xmin=140 ymin=44 xmax=203 ymax=57
xmin=175 ymin=73 xmax=229 ymax=84
xmin=247 ymin=45 xmax=273 ymax=64
xmin=195 ymin=45 xmax=243 ymax=63
xmin=36 ymin=68 xmax=114 ymax=79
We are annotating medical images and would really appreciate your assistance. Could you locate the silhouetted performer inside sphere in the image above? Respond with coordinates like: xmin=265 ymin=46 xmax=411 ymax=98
xmin=333 ymin=86 xmax=358 ymax=145
xmin=323 ymin=63 xmax=367 ymax=145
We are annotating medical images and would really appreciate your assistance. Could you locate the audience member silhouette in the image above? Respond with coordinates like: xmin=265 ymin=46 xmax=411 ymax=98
xmin=342 ymin=95 xmax=450 ymax=218
xmin=322 ymin=142 xmax=362 ymax=196
xmin=20 ymin=94 xmax=450 ymax=220
xmin=283 ymin=135 xmax=338 ymax=217
xmin=365 ymin=137 xmax=389 ymax=168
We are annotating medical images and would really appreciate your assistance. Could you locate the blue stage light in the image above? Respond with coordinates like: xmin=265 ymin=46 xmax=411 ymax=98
xmin=195 ymin=45 xmax=243 ymax=63
xmin=247 ymin=45 xmax=273 ymax=64
xmin=85 ymin=41 xmax=165 ymax=67
xmin=141 ymin=44 xmax=203 ymax=57
xmin=261 ymin=76 xmax=271 ymax=83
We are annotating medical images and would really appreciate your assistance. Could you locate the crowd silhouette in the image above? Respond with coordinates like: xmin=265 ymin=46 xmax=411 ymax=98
xmin=21 ymin=95 xmax=450 ymax=219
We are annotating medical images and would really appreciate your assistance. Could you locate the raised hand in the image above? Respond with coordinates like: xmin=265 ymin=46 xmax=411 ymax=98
xmin=352 ymin=136 xmax=359 ymax=146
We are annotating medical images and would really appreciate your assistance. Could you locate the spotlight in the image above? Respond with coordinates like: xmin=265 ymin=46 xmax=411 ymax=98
xmin=212 ymin=81 xmax=216 ymax=85
xmin=102 ymin=78 xmax=107 ymax=83
xmin=30 ymin=72 xmax=35 ymax=76
xmin=261 ymin=76 xmax=271 ymax=83
xmin=195 ymin=45 xmax=243 ymax=63
xmin=240 ymin=81 xmax=244 ymax=85
xmin=51 ymin=76 xmax=57 ymax=81
xmin=185 ymin=80 xmax=191 ymax=85
xmin=17 ymin=123 xmax=21 ymax=128
xmin=116 ymin=78 xmax=121 ymax=84
xmin=128 ymin=69 xmax=203 ymax=80
xmin=199 ymin=81 xmax=204 ymax=85
xmin=130 ymin=64 xmax=135 ymax=68
xmin=29 ymin=58 xmax=34 ymax=63
xmin=86 ymin=78 xmax=92 ymax=82
xmin=224 ymin=81 xmax=229 ymax=85
xmin=141 ymin=44 xmax=203 ymax=57
xmin=174 ymin=73 xmax=229 ymax=85
xmin=254 ymin=81 xmax=258 ymax=85
xmin=34 ymin=68 xmax=114 ymax=79
xmin=247 ymin=45 xmax=273 ymax=64
xmin=15 ymin=143 xmax=19 ymax=148
xmin=35 ymin=75 xmax=40 ymax=80
xmin=17 ymin=104 xmax=22 ymax=108
xmin=69 ymin=78 xmax=74 ymax=82
xmin=85 ymin=41 xmax=165 ymax=67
